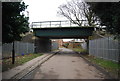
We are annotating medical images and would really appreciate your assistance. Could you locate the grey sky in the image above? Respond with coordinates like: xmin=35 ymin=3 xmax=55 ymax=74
xmin=23 ymin=0 xmax=72 ymax=23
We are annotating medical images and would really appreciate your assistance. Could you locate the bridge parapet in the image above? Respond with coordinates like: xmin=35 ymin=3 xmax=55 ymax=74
xmin=32 ymin=20 xmax=94 ymax=28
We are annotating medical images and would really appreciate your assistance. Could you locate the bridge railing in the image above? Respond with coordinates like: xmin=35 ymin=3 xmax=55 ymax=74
xmin=31 ymin=20 xmax=96 ymax=28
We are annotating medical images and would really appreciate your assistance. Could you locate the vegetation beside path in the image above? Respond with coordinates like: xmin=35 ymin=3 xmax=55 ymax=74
xmin=2 ymin=53 xmax=43 ymax=72
xmin=72 ymin=48 xmax=120 ymax=78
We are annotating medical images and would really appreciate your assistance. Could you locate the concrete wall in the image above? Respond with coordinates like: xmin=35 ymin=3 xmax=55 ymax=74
xmin=35 ymin=37 xmax=51 ymax=53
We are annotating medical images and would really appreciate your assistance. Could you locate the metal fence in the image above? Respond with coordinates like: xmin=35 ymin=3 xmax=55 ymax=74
xmin=52 ymin=42 xmax=59 ymax=50
xmin=81 ymin=37 xmax=120 ymax=62
xmin=2 ymin=41 xmax=35 ymax=59
xmin=31 ymin=20 xmax=100 ymax=28
xmin=81 ymin=43 xmax=87 ymax=50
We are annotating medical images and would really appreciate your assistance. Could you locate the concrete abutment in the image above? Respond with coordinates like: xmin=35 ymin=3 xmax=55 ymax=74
xmin=35 ymin=37 xmax=51 ymax=53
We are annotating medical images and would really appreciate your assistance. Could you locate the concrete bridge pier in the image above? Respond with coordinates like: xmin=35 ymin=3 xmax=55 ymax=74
xmin=35 ymin=37 xmax=51 ymax=53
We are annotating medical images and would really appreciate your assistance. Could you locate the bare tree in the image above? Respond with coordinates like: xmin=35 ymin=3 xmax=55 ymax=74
xmin=58 ymin=0 xmax=98 ymax=26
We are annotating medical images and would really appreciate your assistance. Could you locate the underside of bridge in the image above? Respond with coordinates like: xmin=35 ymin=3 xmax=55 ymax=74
xmin=32 ymin=27 xmax=94 ymax=53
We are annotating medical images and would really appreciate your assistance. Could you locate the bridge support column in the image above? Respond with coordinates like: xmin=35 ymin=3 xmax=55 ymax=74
xmin=35 ymin=37 xmax=51 ymax=53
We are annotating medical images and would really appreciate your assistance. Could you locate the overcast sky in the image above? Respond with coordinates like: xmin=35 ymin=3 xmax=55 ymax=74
xmin=23 ymin=0 xmax=72 ymax=23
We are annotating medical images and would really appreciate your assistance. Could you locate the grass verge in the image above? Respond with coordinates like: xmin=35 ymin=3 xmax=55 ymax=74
xmin=85 ymin=55 xmax=120 ymax=77
xmin=2 ymin=53 xmax=43 ymax=72
xmin=72 ymin=48 xmax=120 ymax=78
xmin=72 ymin=48 xmax=87 ymax=53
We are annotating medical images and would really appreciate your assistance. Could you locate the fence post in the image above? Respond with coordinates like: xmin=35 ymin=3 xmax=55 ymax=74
xmin=86 ymin=38 xmax=89 ymax=54
xmin=70 ymin=21 xmax=71 ymax=27
xmin=60 ymin=21 xmax=61 ymax=27
xmin=50 ymin=21 xmax=51 ymax=27
xmin=12 ymin=41 xmax=15 ymax=64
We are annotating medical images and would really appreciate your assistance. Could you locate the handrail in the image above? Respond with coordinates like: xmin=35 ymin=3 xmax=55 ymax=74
xmin=31 ymin=20 xmax=100 ymax=28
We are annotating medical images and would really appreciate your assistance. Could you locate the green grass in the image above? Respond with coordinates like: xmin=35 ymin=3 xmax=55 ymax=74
xmin=2 ymin=53 xmax=43 ymax=72
xmin=83 ymin=54 xmax=120 ymax=77
xmin=72 ymin=48 xmax=120 ymax=77
xmin=72 ymin=48 xmax=87 ymax=52
xmin=87 ymin=56 xmax=120 ymax=75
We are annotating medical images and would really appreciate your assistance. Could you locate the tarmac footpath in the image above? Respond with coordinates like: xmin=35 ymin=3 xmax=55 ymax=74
xmin=2 ymin=51 xmax=59 ymax=80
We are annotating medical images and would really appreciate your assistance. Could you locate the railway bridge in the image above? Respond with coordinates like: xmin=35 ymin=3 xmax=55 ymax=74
xmin=32 ymin=20 xmax=94 ymax=53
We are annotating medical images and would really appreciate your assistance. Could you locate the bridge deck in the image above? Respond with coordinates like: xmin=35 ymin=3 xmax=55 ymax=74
xmin=32 ymin=21 xmax=94 ymax=39
xmin=32 ymin=26 xmax=94 ymax=39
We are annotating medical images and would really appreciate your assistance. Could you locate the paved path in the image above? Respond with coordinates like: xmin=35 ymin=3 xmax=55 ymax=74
xmin=2 ymin=53 xmax=55 ymax=79
xmin=22 ymin=48 xmax=109 ymax=79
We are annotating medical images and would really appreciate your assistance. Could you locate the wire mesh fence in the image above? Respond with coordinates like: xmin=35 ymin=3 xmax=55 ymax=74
xmin=52 ymin=42 xmax=59 ymax=50
xmin=81 ymin=37 xmax=120 ymax=62
xmin=81 ymin=43 xmax=87 ymax=50
xmin=2 ymin=41 xmax=35 ymax=59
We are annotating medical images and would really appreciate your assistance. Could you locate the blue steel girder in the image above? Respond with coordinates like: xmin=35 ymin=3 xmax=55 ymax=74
xmin=32 ymin=27 xmax=94 ymax=39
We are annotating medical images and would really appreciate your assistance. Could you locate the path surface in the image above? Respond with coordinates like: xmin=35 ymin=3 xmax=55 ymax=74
xmin=22 ymin=48 xmax=108 ymax=79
